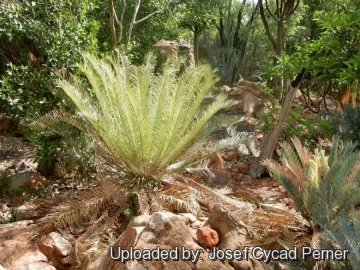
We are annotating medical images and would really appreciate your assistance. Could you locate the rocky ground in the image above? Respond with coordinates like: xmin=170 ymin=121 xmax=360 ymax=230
xmin=0 ymin=80 xmax=316 ymax=270
xmin=0 ymin=123 xmax=311 ymax=270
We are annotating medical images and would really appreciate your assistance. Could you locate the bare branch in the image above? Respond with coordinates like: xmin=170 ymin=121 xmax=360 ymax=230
xmin=279 ymin=0 xmax=284 ymax=18
xmin=284 ymin=0 xmax=300 ymax=20
xmin=259 ymin=0 xmax=277 ymax=51
xmin=264 ymin=0 xmax=276 ymax=20
xmin=135 ymin=0 xmax=174 ymax=24
xmin=114 ymin=0 xmax=126 ymax=44
xmin=125 ymin=0 xmax=174 ymax=51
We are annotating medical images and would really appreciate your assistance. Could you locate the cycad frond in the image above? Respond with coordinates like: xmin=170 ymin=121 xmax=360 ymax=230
xmin=167 ymin=131 xmax=259 ymax=173
xmin=291 ymin=137 xmax=312 ymax=167
xmin=156 ymin=190 xmax=200 ymax=215
xmin=264 ymin=136 xmax=360 ymax=269
xmin=33 ymin=52 xmax=257 ymax=186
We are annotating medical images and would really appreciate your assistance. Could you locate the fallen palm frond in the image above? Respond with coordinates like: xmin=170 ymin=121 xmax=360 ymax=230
xmin=158 ymin=174 xmax=308 ymax=240
xmin=34 ymin=180 xmax=129 ymax=231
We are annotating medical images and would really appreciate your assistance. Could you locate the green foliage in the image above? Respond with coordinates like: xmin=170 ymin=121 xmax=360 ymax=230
xmin=0 ymin=64 xmax=56 ymax=119
xmin=205 ymin=0 xmax=258 ymax=84
xmin=6 ymin=186 xmax=26 ymax=198
xmin=0 ymin=207 xmax=16 ymax=224
xmin=0 ymin=0 xmax=101 ymax=121
xmin=33 ymin=133 xmax=62 ymax=176
xmin=30 ymin=52 xmax=259 ymax=189
xmin=28 ymin=123 xmax=95 ymax=178
xmin=337 ymin=105 xmax=360 ymax=144
xmin=274 ymin=9 xmax=360 ymax=102
xmin=257 ymin=104 xmax=334 ymax=145
xmin=264 ymin=137 xmax=360 ymax=268
xmin=0 ymin=170 xmax=11 ymax=195
xmin=206 ymin=37 xmax=237 ymax=85
xmin=322 ymin=104 xmax=360 ymax=147
xmin=122 ymin=194 xmax=138 ymax=221
xmin=177 ymin=0 xmax=217 ymax=31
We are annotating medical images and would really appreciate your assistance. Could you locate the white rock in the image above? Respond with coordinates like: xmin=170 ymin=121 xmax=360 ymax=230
xmin=48 ymin=232 xmax=72 ymax=257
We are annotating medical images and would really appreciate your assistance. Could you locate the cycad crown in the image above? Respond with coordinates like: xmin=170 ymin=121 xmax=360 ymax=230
xmin=31 ymin=53 xmax=259 ymax=184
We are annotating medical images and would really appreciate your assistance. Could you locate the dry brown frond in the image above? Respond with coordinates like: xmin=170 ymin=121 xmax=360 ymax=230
xmin=37 ymin=183 xmax=127 ymax=230
xmin=311 ymin=231 xmax=323 ymax=249
xmin=291 ymin=137 xmax=313 ymax=167
xmin=262 ymin=158 xmax=305 ymax=193
xmin=135 ymin=191 xmax=152 ymax=215
xmin=282 ymin=159 xmax=306 ymax=192
xmin=211 ymin=152 xmax=226 ymax=171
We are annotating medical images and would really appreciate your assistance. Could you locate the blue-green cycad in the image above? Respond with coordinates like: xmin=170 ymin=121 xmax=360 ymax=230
xmin=31 ymin=53 xmax=258 ymax=186
xmin=263 ymin=137 xmax=360 ymax=268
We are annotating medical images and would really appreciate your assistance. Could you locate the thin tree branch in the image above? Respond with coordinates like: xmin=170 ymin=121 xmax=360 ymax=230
xmin=284 ymin=0 xmax=299 ymax=20
xmin=265 ymin=0 xmax=277 ymax=20
xmin=125 ymin=0 xmax=174 ymax=51
xmin=279 ymin=0 xmax=284 ymax=19
xmin=135 ymin=0 xmax=174 ymax=24
xmin=259 ymin=0 xmax=277 ymax=51
xmin=113 ymin=0 xmax=126 ymax=45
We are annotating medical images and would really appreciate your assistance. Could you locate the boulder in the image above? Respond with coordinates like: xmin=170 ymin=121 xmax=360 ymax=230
xmin=206 ymin=204 xmax=248 ymax=250
xmin=9 ymin=171 xmax=48 ymax=192
xmin=203 ymin=168 xmax=230 ymax=187
xmin=7 ymin=160 xmax=48 ymax=193
xmin=37 ymin=232 xmax=72 ymax=268
xmin=206 ymin=204 xmax=267 ymax=270
xmin=0 ymin=220 xmax=73 ymax=270
xmin=48 ymin=232 xmax=72 ymax=257
xmin=89 ymin=212 xmax=230 ymax=270
xmin=153 ymin=39 xmax=195 ymax=73
xmin=179 ymin=213 xmax=197 ymax=225
xmin=225 ymin=79 xmax=276 ymax=117
xmin=15 ymin=203 xmax=38 ymax=221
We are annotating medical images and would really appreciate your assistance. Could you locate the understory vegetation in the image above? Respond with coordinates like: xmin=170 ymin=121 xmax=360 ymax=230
xmin=1 ymin=0 xmax=360 ymax=269
xmin=264 ymin=137 xmax=360 ymax=269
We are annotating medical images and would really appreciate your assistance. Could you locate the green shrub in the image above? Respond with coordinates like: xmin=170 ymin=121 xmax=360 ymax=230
xmin=258 ymin=104 xmax=335 ymax=145
xmin=28 ymin=124 xmax=95 ymax=178
xmin=319 ymin=104 xmax=360 ymax=149
xmin=33 ymin=133 xmax=62 ymax=176
xmin=0 ymin=0 xmax=101 ymax=122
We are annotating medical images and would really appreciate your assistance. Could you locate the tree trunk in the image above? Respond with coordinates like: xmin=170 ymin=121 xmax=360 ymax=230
xmin=108 ymin=0 xmax=117 ymax=47
xmin=338 ymin=84 xmax=351 ymax=111
xmin=273 ymin=19 xmax=285 ymax=99
xmin=249 ymin=68 xmax=306 ymax=178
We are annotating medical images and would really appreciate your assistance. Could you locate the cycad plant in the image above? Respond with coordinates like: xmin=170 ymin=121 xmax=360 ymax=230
xmin=28 ymin=52 xmax=264 ymax=268
xmin=263 ymin=137 xmax=360 ymax=268
xmin=31 ymin=52 xmax=259 ymax=187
